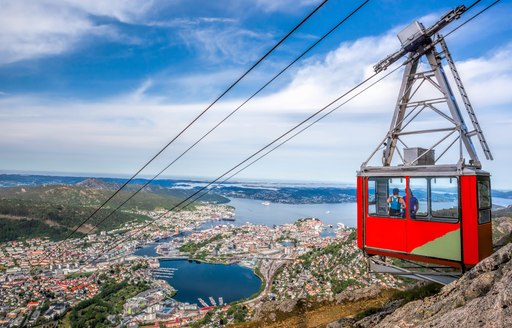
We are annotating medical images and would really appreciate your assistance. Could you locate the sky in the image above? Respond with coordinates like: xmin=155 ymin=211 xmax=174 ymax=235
xmin=1 ymin=0 xmax=511 ymax=188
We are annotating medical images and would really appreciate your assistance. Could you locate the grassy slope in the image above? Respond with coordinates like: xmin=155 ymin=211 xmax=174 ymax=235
xmin=229 ymin=290 xmax=397 ymax=328
xmin=0 ymin=184 xmax=184 ymax=211
xmin=0 ymin=182 xmax=212 ymax=242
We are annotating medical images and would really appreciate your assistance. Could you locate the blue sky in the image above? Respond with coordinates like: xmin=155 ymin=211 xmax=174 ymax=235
xmin=1 ymin=0 xmax=511 ymax=187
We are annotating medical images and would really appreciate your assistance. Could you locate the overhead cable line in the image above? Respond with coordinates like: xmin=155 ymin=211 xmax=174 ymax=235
xmin=175 ymin=66 xmax=403 ymax=212
xmin=87 ymin=0 xmax=498 ymax=265
xmin=44 ymin=0 xmax=331 ymax=259
xmin=89 ymin=70 xmax=385 ymax=263
xmin=47 ymin=0 xmax=371 ymax=261
xmin=180 ymin=0 xmax=501 ymax=214
xmin=445 ymin=0 xmax=499 ymax=38
xmin=82 ymin=0 xmax=370 ymax=236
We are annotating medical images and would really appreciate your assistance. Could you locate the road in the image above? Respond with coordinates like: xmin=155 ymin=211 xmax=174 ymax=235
xmin=243 ymin=253 xmax=295 ymax=307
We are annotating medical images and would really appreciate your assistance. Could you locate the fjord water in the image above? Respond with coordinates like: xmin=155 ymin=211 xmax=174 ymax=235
xmin=226 ymin=197 xmax=512 ymax=228
xmin=158 ymin=260 xmax=261 ymax=305
xmin=226 ymin=198 xmax=357 ymax=227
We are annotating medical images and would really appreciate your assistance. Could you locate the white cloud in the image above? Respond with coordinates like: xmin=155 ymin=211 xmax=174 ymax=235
xmin=0 ymin=0 xmax=154 ymax=64
xmin=254 ymin=0 xmax=318 ymax=13
xmin=455 ymin=42 xmax=512 ymax=107
xmin=1 ymin=16 xmax=511 ymax=186
xmin=149 ymin=17 xmax=238 ymax=28
xmin=178 ymin=25 xmax=274 ymax=65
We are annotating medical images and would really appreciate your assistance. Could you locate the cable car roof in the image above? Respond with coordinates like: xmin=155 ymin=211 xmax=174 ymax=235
xmin=358 ymin=164 xmax=490 ymax=177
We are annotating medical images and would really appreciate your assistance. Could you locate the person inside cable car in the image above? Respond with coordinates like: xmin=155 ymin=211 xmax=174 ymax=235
xmin=403 ymin=190 xmax=419 ymax=219
xmin=387 ymin=188 xmax=405 ymax=217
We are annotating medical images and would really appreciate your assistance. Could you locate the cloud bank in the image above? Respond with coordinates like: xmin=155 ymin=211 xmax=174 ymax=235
xmin=0 ymin=2 xmax=511 ymax=188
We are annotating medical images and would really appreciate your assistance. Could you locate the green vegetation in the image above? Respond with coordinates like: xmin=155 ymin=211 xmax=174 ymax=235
xmin=354 ymin=283 xmax=442 ymax=321
xmin=130 ymin=262 xmax=148 ymax=272
xmin=179 ymin=234 xmax=223 ymax=255
xmin=66 ymin=272 xmax=93 ymax=279
xmin=0 ymin=216 xmax=78 ymax=242
xmin=0 ymin=184 xmax=184 ymax=211
xmin=331 ymin=278 xmax=359 ymax=294
xmin=190 ymin=312 xmax=214 ymax=328
xmin=390 ymin=282 xmax=442 ymax=305
xmin=68 ymin=280 xmax=149 ymax=328
xmin=0 ymin=198 xmax=148 ymax=242
xmin=0 ymin=180 xmax=212 ymax=241
xmin=354 ymin=306 xmax=383 ymax=320
xmin=227 ymin=304 xmax=249 ymax=323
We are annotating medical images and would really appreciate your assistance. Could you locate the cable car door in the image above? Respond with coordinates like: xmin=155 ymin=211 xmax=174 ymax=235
xmin=365 ymin=177 xmax=407 ymax=252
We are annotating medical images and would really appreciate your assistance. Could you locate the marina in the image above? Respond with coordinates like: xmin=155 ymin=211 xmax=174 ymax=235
xmin=155 ymin=259 xmax=261 ymax=306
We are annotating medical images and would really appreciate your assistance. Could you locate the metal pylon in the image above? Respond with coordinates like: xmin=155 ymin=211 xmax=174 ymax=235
xmin=381 ymin=41 xmax=483 ymax=168
xmin=438 ymin=37 xmax=493 ymax=161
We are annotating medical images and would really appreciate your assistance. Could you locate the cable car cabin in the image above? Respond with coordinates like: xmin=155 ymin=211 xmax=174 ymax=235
xmin=356 ymin=165 xmax=493 ymax=270
xmin=354 ymin=7 xmax=495 ymax=272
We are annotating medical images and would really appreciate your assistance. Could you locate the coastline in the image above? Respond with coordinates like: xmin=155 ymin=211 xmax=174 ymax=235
xmin=150 ymin=254 xmax=264 ymax=306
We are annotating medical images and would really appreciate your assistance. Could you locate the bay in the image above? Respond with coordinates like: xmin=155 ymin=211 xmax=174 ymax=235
xmin=226 ymin=198 xmax=357 ymax=227
xmin=157 ymin=260 xmax=261 ymax=306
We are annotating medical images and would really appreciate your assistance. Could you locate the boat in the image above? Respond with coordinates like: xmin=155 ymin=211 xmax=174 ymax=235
xmin=261 ymin=201 xmax=270 ymax=206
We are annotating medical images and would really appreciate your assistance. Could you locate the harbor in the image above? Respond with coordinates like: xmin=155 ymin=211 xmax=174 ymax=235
xmin=151 ymin=259 xmax=262 ymax=306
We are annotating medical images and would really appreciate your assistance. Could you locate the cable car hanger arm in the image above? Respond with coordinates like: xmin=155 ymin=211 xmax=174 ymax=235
xmin=374 ymin=5 xmax=466 ymax=73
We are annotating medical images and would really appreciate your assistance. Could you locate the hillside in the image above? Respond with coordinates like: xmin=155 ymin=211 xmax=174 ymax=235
xmin=2 ymin=174 xmax=511 ymax=205
xmin=0 ymin=179 xmax=225 ymax=242
xmin=216 ymin=186 xmax=357 ymax=204
xmin=0 ymin=180 xmax=221 ymax=211
xmin=233 ymin=217 xmax=512 ymax=328
xmin=359 ymin=241 xmax=511 ymax=327
xmin=0 ymin=198 xmax=150 ymax=242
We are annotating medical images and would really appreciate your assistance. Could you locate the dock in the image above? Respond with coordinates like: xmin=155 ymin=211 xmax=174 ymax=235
xmin=198 ymin=298 xmax=208 ymax=307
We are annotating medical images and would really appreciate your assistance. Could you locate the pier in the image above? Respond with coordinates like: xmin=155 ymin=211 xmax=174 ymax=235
xmin=198 ymin=297 xmax=224 ymax=307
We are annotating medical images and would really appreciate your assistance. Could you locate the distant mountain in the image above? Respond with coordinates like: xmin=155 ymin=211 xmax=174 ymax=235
xmin=217 ymin=186 xmax=357 ymax=204
xmin=76 ymin=178 xmax=121 ymax=190
xmin=0 ymin=179 xmax=227 ymax=242
xmin=0 ymin=174 xmax=85 ymax=188
xmin=0 ymin=174 xmax=510 ymax=205
xmin=492 ymin=190 xmax=512 ymax=199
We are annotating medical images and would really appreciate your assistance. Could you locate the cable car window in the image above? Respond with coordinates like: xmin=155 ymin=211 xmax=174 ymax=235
xmin=477 ymin=178 xmax=491 ymax=209
xmin=408 ymin=178 xmax=428 ymax=218
xmin=388 ymin=178 xmax=406 ymax=217
xmin=368 ymin=179 xmax=376 ymax=215
xmin=477 ymin=177 xmax=492 ymax=224
xmin=431 ymin=177 xmax=458 ymax=219
xmin=368 ymin=178 xmax=406 ymax=218
xmin=368 ymin=178 xmax=389 ymax=216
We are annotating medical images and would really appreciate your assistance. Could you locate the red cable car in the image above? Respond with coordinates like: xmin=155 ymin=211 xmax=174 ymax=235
xmin=357 ymin=166 xmax=493 ymax=270
xmin=356 ymin=6 xmax=493 ymax=272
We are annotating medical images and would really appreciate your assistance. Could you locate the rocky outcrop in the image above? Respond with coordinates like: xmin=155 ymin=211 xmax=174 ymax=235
xmin=253 ymin=299 xmax=301 ymax=323
xmin=354 ymin=300 xmax=402 ymax=328
xmin=335 ymin=286 xmax=383 ymax=304
xmin=368 ymin=242 xmax=512 ymax=328
xmin=493 ymin=217 xmax=512 ymax=248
